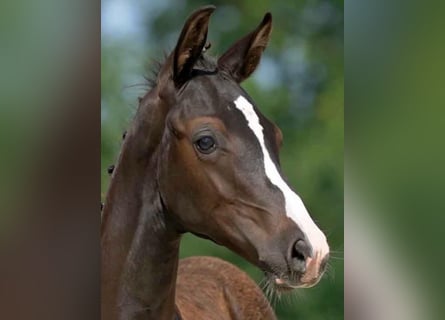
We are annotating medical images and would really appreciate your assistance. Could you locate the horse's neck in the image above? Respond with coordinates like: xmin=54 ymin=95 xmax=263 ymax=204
xmin=101 ymin=137 xmax=181 ymax=320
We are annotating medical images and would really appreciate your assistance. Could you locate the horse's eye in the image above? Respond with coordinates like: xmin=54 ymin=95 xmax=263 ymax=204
xmin=195 ymin=136 xmax=216 ymax=153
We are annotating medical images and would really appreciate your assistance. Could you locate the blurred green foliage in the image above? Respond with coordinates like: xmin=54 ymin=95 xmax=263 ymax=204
xmin=101 ymin=0 xmax=343 ymax=319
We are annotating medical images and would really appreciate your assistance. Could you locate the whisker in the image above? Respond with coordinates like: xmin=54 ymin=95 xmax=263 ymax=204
xmin=324 ymin=263 xmax=336 ymax=282
xmin=122 ymin=83 xmax=148 ymax=90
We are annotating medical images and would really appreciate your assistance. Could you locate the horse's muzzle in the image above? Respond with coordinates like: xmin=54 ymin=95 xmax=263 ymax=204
xmin=282 ymin=241 xmax=330 ymax=289
xmin=261 ymin=235 xmax=330 ymax=291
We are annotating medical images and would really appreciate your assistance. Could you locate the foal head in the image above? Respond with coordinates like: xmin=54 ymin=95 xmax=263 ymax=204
xmin=140 ymin=6 xmax=329 ymax=291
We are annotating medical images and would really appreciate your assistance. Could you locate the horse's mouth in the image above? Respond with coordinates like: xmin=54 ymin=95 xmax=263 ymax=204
xmin=272 ymin=280 xmax=296 ymax=293
xmin=263 ymin=271 xmax=320 ymax=293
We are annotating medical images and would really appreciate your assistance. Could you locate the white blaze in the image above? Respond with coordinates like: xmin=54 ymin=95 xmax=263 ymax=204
xmin=234 ymin=96 xmax=329 ymax=259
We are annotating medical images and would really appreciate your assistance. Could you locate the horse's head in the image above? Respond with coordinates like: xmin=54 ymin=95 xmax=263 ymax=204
xmin=142 ymin=6 xmax=329 ymax=291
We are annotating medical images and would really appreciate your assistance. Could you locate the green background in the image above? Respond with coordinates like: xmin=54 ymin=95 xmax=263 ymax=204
xmin=101 ymin=0 xmax=343 ymax=319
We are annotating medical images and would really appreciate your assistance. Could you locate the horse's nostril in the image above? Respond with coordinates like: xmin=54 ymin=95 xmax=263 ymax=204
xmin=292 ymin=242 xmax=305 ymax=261
xmin=290 ymin=239 xmax=311 ymax=273
xmin=293 ymin=239 xmax=310 ymax=260
xmin=290 ymin=239 xmax=308 ymax=274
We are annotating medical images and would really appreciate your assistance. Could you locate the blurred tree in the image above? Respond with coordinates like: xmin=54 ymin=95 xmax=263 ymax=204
xmin=102 ymin=1 xmax=343 ymax=319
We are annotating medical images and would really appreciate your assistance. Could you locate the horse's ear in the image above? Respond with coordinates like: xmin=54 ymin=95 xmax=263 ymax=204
xmin=218 ymin=13 xmax=272 ymax=83
xmin=173 ymin=5 xmax=215 ymax=87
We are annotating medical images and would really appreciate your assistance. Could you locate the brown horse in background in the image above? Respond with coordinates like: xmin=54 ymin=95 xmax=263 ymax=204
xmin=101 ymin=6 xmax=329 ymax=320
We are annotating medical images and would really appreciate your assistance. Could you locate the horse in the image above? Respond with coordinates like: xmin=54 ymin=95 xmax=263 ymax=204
xmin=101 ymin=5 xmax=330 ymax=320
